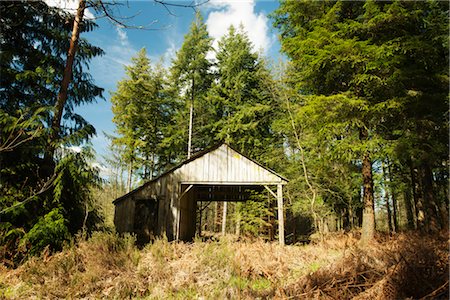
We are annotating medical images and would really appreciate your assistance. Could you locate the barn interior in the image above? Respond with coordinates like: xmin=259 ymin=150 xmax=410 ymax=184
xmin=177 ymin=184 xmax=266 ymax=241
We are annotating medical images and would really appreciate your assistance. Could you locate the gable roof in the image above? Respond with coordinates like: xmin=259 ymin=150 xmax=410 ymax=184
xmin=113 ymin=143 xmax=287 ymax=204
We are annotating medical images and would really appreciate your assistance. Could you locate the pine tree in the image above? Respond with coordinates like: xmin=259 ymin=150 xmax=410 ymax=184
xmin=0 ymin=0 xmax=104 ymax=260
xmin=165 ymin=12 xmax=213 ymax=161
xmin=272 ymin=1 xmax=449 ymax=239
xmin=206 ymin=25 xmax=278 ymax=159
xmin=111 ymin=49 xmax=170 ymax=188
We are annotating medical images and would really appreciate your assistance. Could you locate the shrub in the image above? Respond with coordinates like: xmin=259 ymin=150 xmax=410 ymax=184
xmin=20 ymin=208 xmax=69 ymax=256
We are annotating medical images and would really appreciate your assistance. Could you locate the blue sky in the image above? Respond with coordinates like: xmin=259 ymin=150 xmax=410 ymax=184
xmin=48 ymin=0 xmax=283 ymax=160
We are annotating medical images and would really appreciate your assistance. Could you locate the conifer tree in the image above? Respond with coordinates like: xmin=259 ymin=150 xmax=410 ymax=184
xmin=206 ymin=25 xmax=277 ymax=159
xmin=1 ymin=1 xmax=105 ymax=260
xmin=111 ymin=49 xmax=169 ymax=189
xmin=165 ymin=12 xmax=213 ymax=161
xmin=273 ymin=1 xmax=449 ymax=239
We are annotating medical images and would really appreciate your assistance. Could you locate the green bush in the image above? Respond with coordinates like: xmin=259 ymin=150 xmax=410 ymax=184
xmin=21 ymin=208 xmax=69 ymax=256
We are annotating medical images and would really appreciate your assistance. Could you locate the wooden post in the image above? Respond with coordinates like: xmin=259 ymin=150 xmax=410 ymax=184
xmin=222 ymin=201 xmax=227 ymax=235
xmin=277 ymin=184 xmax=285 ymax=245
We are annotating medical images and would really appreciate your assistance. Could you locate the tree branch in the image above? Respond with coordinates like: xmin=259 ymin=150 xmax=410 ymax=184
xmin=0 ymin=174 xmax=57 ymax=215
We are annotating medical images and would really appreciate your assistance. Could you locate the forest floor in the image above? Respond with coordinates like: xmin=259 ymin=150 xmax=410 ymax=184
xmin=0 ymin=231 xmax=448 ymax=299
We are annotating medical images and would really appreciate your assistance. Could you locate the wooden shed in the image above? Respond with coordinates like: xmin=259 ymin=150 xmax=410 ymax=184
xmin=113 ymin=143 xmax=288 ymax=244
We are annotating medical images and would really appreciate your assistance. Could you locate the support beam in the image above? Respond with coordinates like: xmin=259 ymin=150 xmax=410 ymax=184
xmin=222 ymin=201 xmax=228 ymax=235
xmin=277 ymin=184 xmax=285 ymax=245
xmin=179 ymin=184 xmax=194 ymax=199
xmin=264 ymin=185 xmax=277 ymax=199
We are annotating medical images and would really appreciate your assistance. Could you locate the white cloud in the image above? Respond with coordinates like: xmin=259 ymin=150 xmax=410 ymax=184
xmin=88 ymin=27 xmax=137 ymax=89
xmin=115 ymin=27 xmax=129 ymax=47
xmin=162 ymin=40 xmax=178 ymax=67
xmin=45 ymin=0 xmax=95 ymax=19
xmin=204 ymin=0 xmax=273 ymax=54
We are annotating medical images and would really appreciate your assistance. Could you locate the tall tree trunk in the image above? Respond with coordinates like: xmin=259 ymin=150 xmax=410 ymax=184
xmin=214 ymin=202 xmax=219 ymax=232
xmin=438 ymin=199 xmax=449 ymax=231
xmin=348 ymin=202 xmax=355 ymax=229
xmin=422 ymin=163 xmax=440 ymax=232
xmin=382 ymin=162 xmax=393 ymax=234
xmin=391 ymin=191 xmax=399 ymax=233
xmin=411 ymin=166 xmax=426 ymax=230
xmin=385 ymin=189 xmax=393 ymax=234
xmin=235 ymin=202 xmax=241 ymax=236
xmin=360 ymin=128 xmax=375 ymax=244
xmin=126 ymin=161 xmax=133 ymax=193
xmin=404 ymin=184 xmax=416 ymax=230
xmin=49 ymin=0 xmax=86 ymax=156
xmin=197 ymin=201 xmax=202 ymax=236
xmin=387 ymin=163 xmax=399 ymax=233
xmin=144 ymin=155 xmax=148 ymax=179
xmin=187 ymin=77 xmax=194 ymax=159
xmin=150 ymin=152 xmax=155 ymax=180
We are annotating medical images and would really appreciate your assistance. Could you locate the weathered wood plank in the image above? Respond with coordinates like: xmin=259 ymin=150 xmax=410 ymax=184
xmin=114 ymin=144 xmax=288 ymax=243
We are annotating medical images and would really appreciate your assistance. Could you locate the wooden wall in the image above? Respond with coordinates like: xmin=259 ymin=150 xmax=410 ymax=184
xmin=173 ymin=144 xmax=283 ymax=184
xmin=113 ymin=144 xmax=286 ymax=242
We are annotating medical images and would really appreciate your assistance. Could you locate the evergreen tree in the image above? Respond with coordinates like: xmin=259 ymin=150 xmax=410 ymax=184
xmin=206 ymin=25 xmax=278 ymax=159
xmin=272 ymin=0 xmax=449 ymax=239
xmin=164 ymin=12 xmax=213 ymax=161
xmin=0 ymin=0 xmax=104 ymax=261
xmin=111 ymin=49 xmax=170 ymax=188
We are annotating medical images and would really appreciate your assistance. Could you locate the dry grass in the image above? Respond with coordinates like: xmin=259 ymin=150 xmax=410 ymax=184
xmin=0 ymin=231 xmax=448 ymax=299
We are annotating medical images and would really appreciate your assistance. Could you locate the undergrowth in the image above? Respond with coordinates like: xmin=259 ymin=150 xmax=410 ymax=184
xmin=0 ymin=231 xmax=448 ymax=299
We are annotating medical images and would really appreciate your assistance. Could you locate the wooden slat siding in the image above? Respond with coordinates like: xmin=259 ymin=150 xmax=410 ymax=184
xmin=114 ymin=197 xmax=135 ymax=233
xmin=113 ymin=143 xmax=288 ymax=242
xmin=173 ymin=144 xmax=283 ymax=183
xmin=166 ymin=174 xmax=173 ymax=240
xmin=179 ymin=187 xmax=196 ymax=240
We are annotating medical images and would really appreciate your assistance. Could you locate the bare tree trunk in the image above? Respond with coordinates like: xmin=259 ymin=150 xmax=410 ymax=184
xmin=197 ymin=201 xmax=202 ymax=236
xmin=404 ymin=185 xmax=415 ymax=230
xmin=387 ymin=163 xmax=399 ymax=232
xmin=349 ymin=202 xmax=355 ymax=229
xmin=187 ymin=102 xmax=193 ymax=159
xmin=391 ymin=191 xmax=399 ymax=233
xmin=412 ymin=166 xmax=426 ymax=230
xmin=285 ymin=93 xmax=318 ymax=234
xmin=49 ymin=0 xmax=86 ymax=156
xmin=438 ymin=199 xmax=449 ymax=230
xmin=127 ymin=161 xmax=133 ymax=193
xmin=214 ymin=202 xmax=219 ymax=232
xmin=360 ymin=128 xmax=375 ymax=244
xmin=150 ymin=152 xmax=155 ymax=180
xmin=422 ymin=163 xmax=440 ymax=233
xmin=382 ymin=162 xmax=393 ymax=234
xmin=385 ymin=190 xmax=393 ymax=234
xmin=235 ymin=203 xmax=241 ymax=236
xmin=187 ymin=77 xmax=194 ymax=159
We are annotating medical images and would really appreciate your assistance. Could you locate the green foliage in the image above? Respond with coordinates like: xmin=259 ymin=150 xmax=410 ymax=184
xmin=111 ymin=48 xmax=171 ymax=180
xmin=53 ymin=147 xmax=104 ymax=234
xmin=272 ymin=0 xmax=449 ymax=233
xmin=0 ymin=0 xmax=105 ymax=260
xmin=206 ymin=26 xmax=278 ymax=158
xmin=21 ymin=208 xmax=69 ymax=256
xmin=164 ymin=12 xmax=213 ymax=160
xmin=235 ymin=194 xmax=273 ymax=237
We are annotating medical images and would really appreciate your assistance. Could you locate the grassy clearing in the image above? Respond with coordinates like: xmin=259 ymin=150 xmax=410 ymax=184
xmin=0 ymin=231 xmax=448 ymax=299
